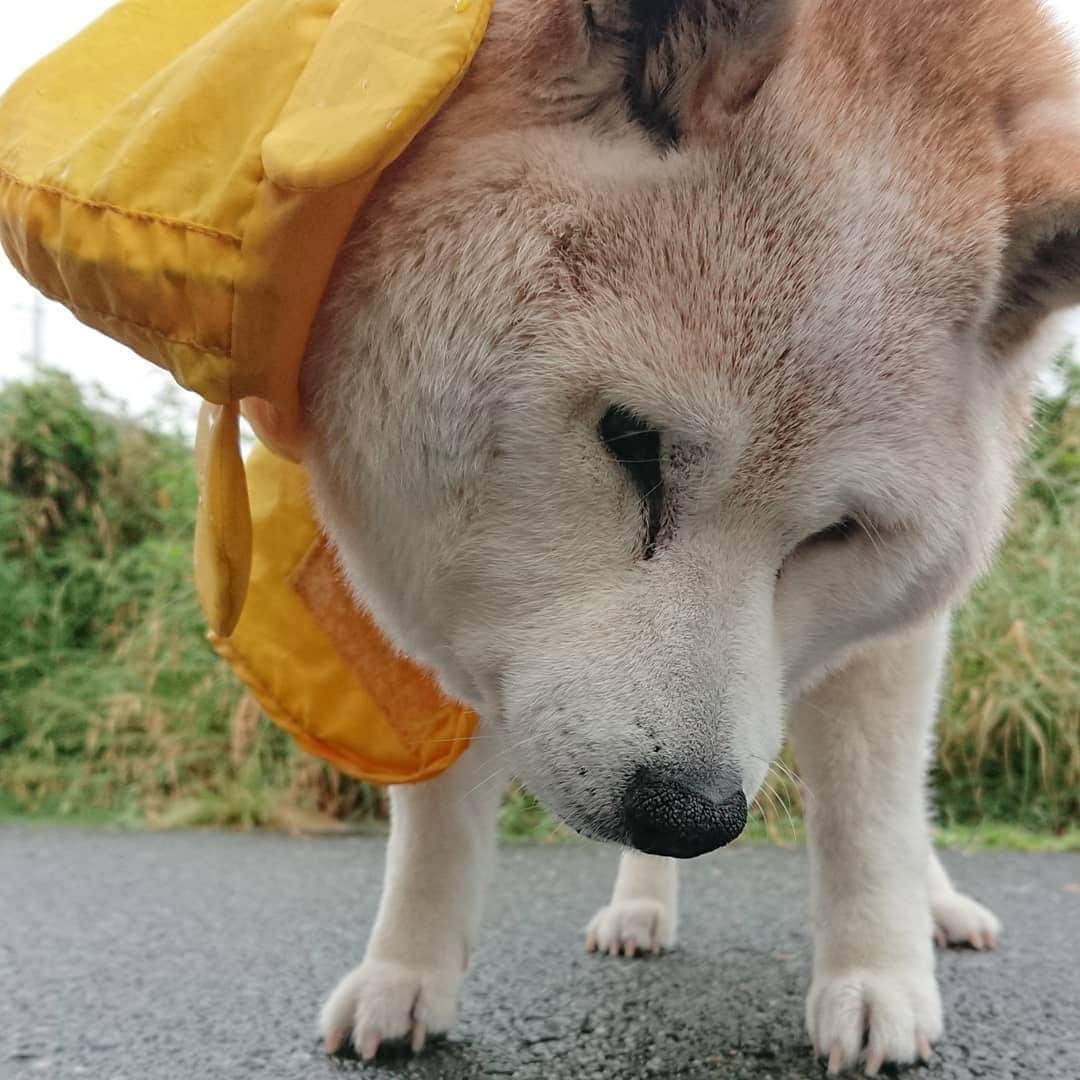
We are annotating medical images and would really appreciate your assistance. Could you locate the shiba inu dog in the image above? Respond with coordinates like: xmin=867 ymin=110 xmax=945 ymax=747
xmin=300 ymin=0 xmax=1079 ymax=1072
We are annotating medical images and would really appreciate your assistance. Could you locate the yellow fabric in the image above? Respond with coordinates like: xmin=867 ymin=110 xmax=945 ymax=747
xmin=212 ymin=447 xmax=477 ymax=785
xmin=0 ymin=0 xmax=491 ymax=438
xmin=0 ymin=0 xmax=489 ymax=782
xmin=194 ymin=402 xmax=252 ymax=636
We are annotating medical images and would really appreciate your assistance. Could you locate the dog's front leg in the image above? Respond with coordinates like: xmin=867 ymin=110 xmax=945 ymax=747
xmin=586 ymin=851 xmax=678 ymax=956
xmin=790 ymin=617 xmax=948 ymax=1076
xmin=320 ymin=743 xmax=504 ymax=1060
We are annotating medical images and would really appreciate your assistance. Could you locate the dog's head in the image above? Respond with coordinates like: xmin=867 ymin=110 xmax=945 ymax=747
xmin=301 ymin=0 xmax=1080 ymax=856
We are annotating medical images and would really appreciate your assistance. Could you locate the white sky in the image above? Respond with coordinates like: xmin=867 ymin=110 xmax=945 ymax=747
xmin=0 ymin=1 xmax=196 ymax=432
xmin=1 ymin=1 xmax=1079 ymax=435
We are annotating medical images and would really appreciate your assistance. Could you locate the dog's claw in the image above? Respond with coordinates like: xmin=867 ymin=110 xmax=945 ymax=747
xmin=864 ymin=1048 xmax=884 ymax=1076
xmin=827 ymin=1042 xmax=845 ymax=1074
xmin=624 ymin=938 xmax=638 ymax=957
xmin=585 ymin=930 xmax=598 ymax=953
xmin=411 ymin=1022 xmax=427 ymax=1054
xmin=916 ymin=1031 xmax=933 ymax=1062
xmin=932 ymin=888 xmax=1002 ymax=950
xmin=360 ymin=1030 xmax=381 ymax=1062
xmin=934 ymin=928 xmax=947 ymax=949
xmin=324 ymin=1028 xmax=346 ymax=1055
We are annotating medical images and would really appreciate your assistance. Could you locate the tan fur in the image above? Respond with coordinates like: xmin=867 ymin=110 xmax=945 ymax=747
xmin=302 ymin=0 xmax=1079 ymax=1070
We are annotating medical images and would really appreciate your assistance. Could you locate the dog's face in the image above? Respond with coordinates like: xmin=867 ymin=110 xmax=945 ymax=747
xmin=302 ymin=0 xmax=1080 ymax=854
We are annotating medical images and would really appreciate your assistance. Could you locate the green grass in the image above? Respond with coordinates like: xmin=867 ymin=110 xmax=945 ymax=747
xmin=933 ymin=822 xmax=1080 ymax=852
xmin=738 ymin=818 xmax=1080 ymax=852
xmin=498 ymin=783 xmax=575 ymax=843
xmin=0 ymin=365 xmax=1077 ymax=843
xmin=0 ymin=371 xmax=379 ymax=830
xmin=935 ymin=368 xmax=1080 ymax=832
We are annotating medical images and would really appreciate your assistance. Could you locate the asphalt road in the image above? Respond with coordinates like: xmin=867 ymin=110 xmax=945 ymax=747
xmin=1 ymin=827 xmax=1078 ymax=1080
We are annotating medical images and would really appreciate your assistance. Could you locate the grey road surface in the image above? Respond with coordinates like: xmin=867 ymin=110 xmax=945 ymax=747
xmin=1 ymin=826 xmax=1078 ymax=1080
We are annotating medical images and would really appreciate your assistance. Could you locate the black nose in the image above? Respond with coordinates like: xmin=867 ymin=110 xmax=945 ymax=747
xmin=623 ymin=768 xmax=748 ymax=858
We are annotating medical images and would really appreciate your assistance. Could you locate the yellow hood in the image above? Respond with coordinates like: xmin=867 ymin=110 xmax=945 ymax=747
xmin=213 ymin=445 xmax=477 ymax=786
xmin=0 ymin=0 xmax=489 ymax=441
xmin=0 ymin=0 xmax=487 ymax=783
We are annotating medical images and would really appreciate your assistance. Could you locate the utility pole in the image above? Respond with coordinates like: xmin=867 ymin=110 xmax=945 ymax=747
xmin=29 ymin=294 xmax=44 ymax=369
xmin=18 ymin=293 xmax=46 ymax=369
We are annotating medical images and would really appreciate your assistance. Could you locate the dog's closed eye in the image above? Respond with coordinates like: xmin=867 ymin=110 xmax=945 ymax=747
xmin=599 ymin=405 xmax=664 ymax=559
xmin=803 ymin=517 xmax=860 ymax=546
xmin=778 ymin=516 xmax=875 ymax=579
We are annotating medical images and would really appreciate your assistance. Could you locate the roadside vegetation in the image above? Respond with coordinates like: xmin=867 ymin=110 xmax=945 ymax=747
xmin=1 ymin=365 xmax=1077 ymax=847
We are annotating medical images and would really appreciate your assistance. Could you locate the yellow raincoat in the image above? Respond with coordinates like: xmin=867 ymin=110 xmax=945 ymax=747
xmin=0 ymin=0 xmax=488 ymax=782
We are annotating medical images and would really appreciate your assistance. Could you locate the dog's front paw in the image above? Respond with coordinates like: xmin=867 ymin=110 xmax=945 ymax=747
xmin=319 ymin=959 xmax=462 ymax=1061
xmin=807 ymin=964 xmax=943 ymax=1076
xmin=585 ymin=898 xmax=675 ymax=957
xmin=932 ymin=890 xmax=1001 ymax=951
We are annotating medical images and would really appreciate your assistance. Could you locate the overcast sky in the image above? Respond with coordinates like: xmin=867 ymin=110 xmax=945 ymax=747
xmin=0 ymin=1 xmax=199 ymax=429
xmin=1 ymin=1 xmax=1079 ymax=432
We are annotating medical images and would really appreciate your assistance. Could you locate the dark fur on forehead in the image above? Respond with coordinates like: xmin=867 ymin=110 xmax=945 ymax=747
xmin=585 ymin=0 xmax=798 ymax=143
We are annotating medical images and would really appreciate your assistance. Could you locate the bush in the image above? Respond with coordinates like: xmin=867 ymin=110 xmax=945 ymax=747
xmin=0 ymin=371 xmax=373 ymax=827
xmin=935 ymin=361 xmax=1080 ymax=832
xmin=1 ymin=365 xmax=1077 ymax=838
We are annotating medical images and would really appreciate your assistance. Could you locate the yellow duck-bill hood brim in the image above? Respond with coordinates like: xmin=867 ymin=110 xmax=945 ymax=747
xmin=0 ymin=0 xmax=492 ymax=446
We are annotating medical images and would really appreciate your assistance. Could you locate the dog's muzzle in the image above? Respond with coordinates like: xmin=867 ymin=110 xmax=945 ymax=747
xmin=622 ymin=767 xmax=748 ymax=858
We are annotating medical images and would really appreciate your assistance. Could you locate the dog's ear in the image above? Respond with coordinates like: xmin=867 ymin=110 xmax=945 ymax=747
xmin=477 ymin=0 xmax=798 ymax=144
xmin=587 ymin=0 xmax=800 ymax=141
xmin=992 ymin=104 xmax=1080 ymax=356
